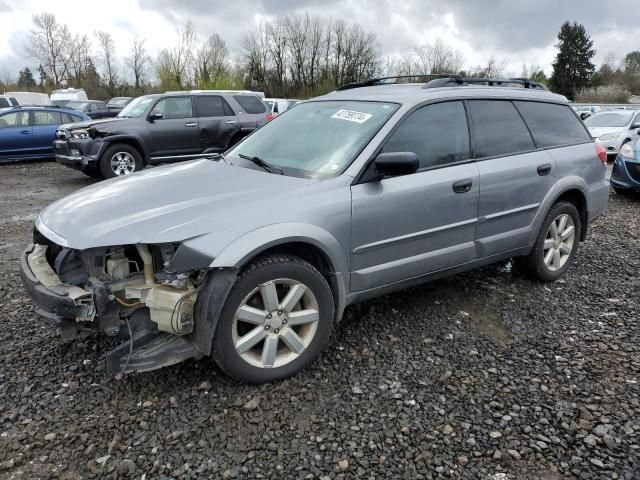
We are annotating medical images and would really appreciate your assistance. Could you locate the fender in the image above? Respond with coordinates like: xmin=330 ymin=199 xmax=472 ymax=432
xmin=100 ymin=134 xmax=150 ymax=162
xmin=527 ymin=175 xmax=588 ymax=245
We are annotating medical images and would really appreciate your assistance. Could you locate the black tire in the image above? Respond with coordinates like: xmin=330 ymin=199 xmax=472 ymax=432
xmin=517 ymin=201 xmax=582 ymax=282
xmin=98 ymin=143 xmax=143 ymax=179
xmin=212 ymin=254 xmax=334 ymax=384
xmin=612 ymin=185 xmax=631 ymax=195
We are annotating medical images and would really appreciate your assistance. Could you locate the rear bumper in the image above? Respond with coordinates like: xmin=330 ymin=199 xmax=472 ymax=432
xmin=587 ymin=178 xmax=610 ymax=225
xmin=20 ymin=244 xmax=95 ymax=326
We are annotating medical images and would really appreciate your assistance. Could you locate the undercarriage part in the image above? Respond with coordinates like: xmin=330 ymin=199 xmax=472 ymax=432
xmin=105 ymin=331 xmax=202 ymax=373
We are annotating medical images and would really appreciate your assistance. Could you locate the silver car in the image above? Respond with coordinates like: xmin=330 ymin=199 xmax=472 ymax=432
xmin=21 ymin=76 xmax=610 ymax=384
xmin=584 ymin=110 xmax=640 ymax=156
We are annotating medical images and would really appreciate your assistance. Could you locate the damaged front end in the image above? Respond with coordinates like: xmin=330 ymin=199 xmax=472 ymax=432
xmin=20 ymin=231 xmax=214 ymax=373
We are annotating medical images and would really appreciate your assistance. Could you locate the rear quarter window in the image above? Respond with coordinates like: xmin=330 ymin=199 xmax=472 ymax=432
xmin=233 ymin=95 xmax=267 ymax=114
xmin=514 ymin=101 xmax=591 ymax=148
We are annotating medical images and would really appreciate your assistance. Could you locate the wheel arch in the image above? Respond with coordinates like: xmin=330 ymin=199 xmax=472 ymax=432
xmin=102 ymin=135 xmax=149 ymax=164
xmin=552 ymin=188 xmax=588 ymax=241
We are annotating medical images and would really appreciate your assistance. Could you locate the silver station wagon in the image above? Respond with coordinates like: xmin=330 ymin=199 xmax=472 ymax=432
xmin=21 ymin=75 xmax=610 ymax=384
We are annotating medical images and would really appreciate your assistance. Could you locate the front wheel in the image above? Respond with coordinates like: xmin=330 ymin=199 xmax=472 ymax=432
xmin=99 ymin=144 xmax=143 ymax=179
xmin=518 ymin=201 xmax=581 ymax=282
xmin=212 ymin=255 xmax=334 ymax=384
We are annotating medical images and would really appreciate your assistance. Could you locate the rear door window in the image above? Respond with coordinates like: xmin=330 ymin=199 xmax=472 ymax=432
xmin=34 ymin=111 xmax=62 ymax=125
xmin=382 ymin=100 xmax=471 ymax=169
xmin=233 ymin=95 xmax=267 ymax=114
xmin=194 ymin=95 xmax=231 ymax=117
xmin=514 ymin=101 xmax=591 ymax=147
xmin=467 ymin=100 xmax=535 ymax=158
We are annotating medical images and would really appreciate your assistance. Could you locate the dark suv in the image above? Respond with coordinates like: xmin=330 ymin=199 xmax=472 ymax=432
xmin=54 ymin=91 xmax=269 ymax=178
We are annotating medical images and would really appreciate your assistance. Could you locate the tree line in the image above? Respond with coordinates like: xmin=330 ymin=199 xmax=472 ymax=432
xmin=0 ymin=13 xmax=637 ymax=103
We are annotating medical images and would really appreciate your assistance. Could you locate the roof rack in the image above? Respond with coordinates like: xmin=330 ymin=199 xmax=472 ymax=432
xmin=336 ymin=74 xmax=548 ymax=91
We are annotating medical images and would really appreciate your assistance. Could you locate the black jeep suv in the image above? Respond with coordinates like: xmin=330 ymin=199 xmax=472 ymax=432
xmin=54 ymin=91 xmax=269 ymax=179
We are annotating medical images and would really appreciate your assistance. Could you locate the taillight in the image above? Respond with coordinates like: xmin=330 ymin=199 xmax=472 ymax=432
xmin=266 ymin=113 xmax=274 ymax=121
xmin=595 ymin=143 xmax=607 ymax=164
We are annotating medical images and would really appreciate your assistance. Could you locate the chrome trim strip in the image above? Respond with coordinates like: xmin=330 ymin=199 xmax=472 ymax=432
xmin=55 ymin=154 xmax=83 ymax=162
xmin=479 ymin=203 xmax=540 ymax=223
xmin=151 ymin=153 xmax=218 ymax=160
xmin=352 ymin=218 xmax=478 ymax=254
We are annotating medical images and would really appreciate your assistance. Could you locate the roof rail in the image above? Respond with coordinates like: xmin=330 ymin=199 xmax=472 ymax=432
xmin=336 ymin=75 xmax=442 ymax=91
xmin=336 ymin=74 xmax=548 ymax=91
xmin=423 ymin=75 xmax=549 ymax=91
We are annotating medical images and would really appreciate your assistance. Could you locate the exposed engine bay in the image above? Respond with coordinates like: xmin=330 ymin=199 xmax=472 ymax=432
xmin=25 ymin=240 xmax=209 ymax=372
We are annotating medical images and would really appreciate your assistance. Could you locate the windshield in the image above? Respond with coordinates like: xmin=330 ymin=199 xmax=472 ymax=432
xmin=117 ymin=96 xmax=155 ymax=118
xmin=65 ymin=101 xmax=89 ymax=110
xmin=108 ymin=98 xmax=130 ymax=106
xmin=227 ymin=100 xmax=399 ymax=178
xmin=584 ymin=112 xmax=634 ymax=128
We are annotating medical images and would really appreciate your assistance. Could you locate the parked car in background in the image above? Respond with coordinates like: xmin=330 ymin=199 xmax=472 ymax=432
xmin=583 ymin=110 xmax=640 ymax=156
xmin=50 ymin=88 xmax=88 ymax=106
xmin=22 ymin=76 xmax=609 ymax=383
xmin=0 ymin=106 xmax=90 ymax=162
xmin=5 ymin=92 xmax=51 ymax=106
xmin=264 ymin=98 xmax=299 ymax=119
xmin=106 ymin=96 xmax=134 ymax=115
xmin=611 ymin=141 xmax=640 ymax=193
xmin=64 ymin=100 xmax=113 ymax=119
xmin=573 ymin=105 xmax=601 ymax=120
xmin=54 ymin=91 xmax=269 ymax=178
xmin=0 ymin=95 xmax=20 ymax=108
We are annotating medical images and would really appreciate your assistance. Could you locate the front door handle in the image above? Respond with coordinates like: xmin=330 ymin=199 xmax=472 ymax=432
xmin=537 ymin=163 xmax=552 ymax=176
xmin=185 ymin=122 xmax=198 ymax=127
xmin=20 ymin=130 xmax=31 ymax=135
xmin=452 ymin=178 xmax=473 ymax=194
xmin=224 ymin=120 xmax=237 ymax=125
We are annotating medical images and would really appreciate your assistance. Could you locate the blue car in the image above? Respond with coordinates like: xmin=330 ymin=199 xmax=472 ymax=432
xmin=0 ymin=106 xmax=90 ymax=162
xmin=612 ymin=141 xmax=640 ymax=193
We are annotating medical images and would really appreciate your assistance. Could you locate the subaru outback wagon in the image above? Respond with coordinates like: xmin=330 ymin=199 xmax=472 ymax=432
xmin=21 ymin=76 xmax=609 ymax=384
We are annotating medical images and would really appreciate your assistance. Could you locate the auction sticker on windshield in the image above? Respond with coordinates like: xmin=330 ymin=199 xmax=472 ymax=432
xmin=331 ymin=109 xmax=372 ymax=123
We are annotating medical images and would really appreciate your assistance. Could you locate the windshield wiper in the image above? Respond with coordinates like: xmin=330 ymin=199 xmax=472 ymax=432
xmin=238 ymin=153 xmax=284 ymax=175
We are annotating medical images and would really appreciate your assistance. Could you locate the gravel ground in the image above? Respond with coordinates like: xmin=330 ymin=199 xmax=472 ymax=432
xmin=0 ymin=161 xmax=638 ymax=479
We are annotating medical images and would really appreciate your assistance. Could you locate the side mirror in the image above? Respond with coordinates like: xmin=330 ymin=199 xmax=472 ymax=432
xmin=630 ymin=123 xmax=640 ymax=130
xmin=149 ymin=112 xmax=163 ymax=121
xmin=374 ymin=151 xmax=419 ymax=178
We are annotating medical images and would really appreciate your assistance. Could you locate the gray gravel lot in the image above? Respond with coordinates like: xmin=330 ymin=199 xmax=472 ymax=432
xmin=0 ymin=161 xmax=638 ymax=479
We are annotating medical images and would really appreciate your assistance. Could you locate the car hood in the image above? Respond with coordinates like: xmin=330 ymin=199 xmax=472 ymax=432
xmin=58 ymin=117 xmax=137 ymax=132
xmin=587 ymin=127 xmax=624 ymax=138
xmin=37 ymin=160 xmax=316 ymax=249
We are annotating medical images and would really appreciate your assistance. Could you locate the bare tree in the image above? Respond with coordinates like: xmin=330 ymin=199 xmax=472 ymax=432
xmin=195 ymin=33 xmax=229 ymax=87
xmin=156 ymin=20 xmax=196 ymax=89
xmin=25 ymin=13 xmax=72 ymax=86
xmin=472 ymin=55 xmax=507 ymax=78
xmin=126 ymin=37 xmax=150 ymax=91
xmin=94 ymin=30 xmax=119 ymax=96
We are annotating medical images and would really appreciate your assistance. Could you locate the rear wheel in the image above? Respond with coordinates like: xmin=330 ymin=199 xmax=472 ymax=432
xmin=212 ymin=255 xmax=334 ymax=384
xmin=99 ymin=143 xmax=143 ymax=179
xmin=518 ymin=201 xmax=581 ymax=282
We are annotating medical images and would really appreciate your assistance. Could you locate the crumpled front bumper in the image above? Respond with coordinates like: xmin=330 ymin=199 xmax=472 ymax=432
xmin=20 ymin=244 xmax=95 ymax=327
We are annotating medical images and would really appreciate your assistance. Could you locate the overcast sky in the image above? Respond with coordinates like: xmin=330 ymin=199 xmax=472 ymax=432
xmin=1 ymin=0 xmax=638 ymax=81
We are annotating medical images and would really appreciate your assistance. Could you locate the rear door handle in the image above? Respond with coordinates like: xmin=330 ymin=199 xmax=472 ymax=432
xmin=185 ymin=122 xmax=198 ymax=127
xmin=452 ymin=178 xmax=473 ymax=194
xmin=537 ymin=163 xmax=552 ymax=176
xmin=20 ymin=130 xmax=31 ymax=135
xmin=224 ymin=120 xmax=237 ymax=125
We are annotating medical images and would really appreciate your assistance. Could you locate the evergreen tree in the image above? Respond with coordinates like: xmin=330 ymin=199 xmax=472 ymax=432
xmin=17 ymin=68 xmax=37 ymax=90
xmin=549 ymin=22 xmax=596 ymax=99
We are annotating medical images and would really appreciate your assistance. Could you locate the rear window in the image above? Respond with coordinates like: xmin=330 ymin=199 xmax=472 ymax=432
xmin=233 ymin=95 xmax=266 ymax=114
xmin=515 ymin=101 xmax=591 ymax=148
xmin=467 ymin=100 xmax=535 ymax=158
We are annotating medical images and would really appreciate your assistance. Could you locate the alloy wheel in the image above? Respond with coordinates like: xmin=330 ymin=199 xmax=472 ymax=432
xmin=110 ymin=152 xmax=136 ymax=176
xmin=543 ymin=213 xmax=575 ymax=271
xmin=232 ymin=278 xmax=320 ymax=369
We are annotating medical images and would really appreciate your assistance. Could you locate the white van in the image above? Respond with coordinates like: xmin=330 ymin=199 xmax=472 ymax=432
xmin=50 ymin=88 xmax=88 ymax=105
xmin=0 ymin=95 xmax=19 ymax=108
xmin=5 ymin=91 xmax=51 ymax=105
